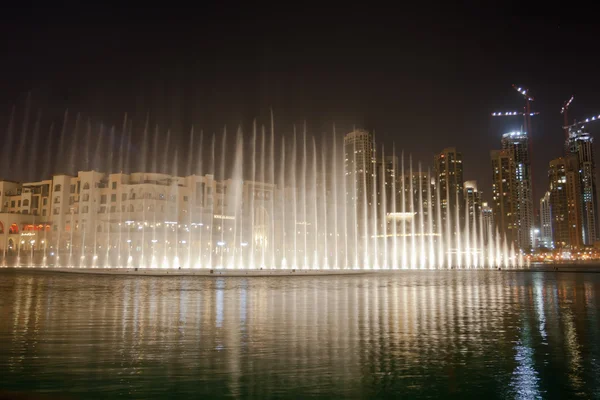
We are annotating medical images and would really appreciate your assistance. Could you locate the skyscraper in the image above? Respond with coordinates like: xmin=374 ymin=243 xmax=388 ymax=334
xmin=434 ymin=147 xmax=464 ymax=234
xmin=344 ymin=129 xmax=376 ymax=247
xmin=566 ymin=128 xmax=598 ymax=245
xmin=540 ymin=191 xmax=553 ymax=248
xmin=490 ymin=149 xmax=517 ymax=245
xmin=463 ymin=180 xmax=481 ymax=231
xmin=548 ymin=158 xmax=568 ymax=247
xmin=481 ymin=201 xmax=494 ymax=244
xmin=500 ymin=131 xmax=534 ymax=250
xmin=344 ymin=130 xmax=375 ymax=212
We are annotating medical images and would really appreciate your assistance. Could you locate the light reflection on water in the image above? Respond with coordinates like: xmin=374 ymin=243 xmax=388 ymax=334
xmin=0 ymin=270 xmax=599 ymax=399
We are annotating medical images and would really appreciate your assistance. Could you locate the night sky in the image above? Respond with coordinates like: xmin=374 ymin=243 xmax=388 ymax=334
xmin=2 ymin=8 xmax=600 ymax=205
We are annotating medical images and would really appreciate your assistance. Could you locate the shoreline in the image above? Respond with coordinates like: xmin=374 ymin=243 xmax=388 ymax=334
xmin=1 ymin=264 xmax=599 ymax=276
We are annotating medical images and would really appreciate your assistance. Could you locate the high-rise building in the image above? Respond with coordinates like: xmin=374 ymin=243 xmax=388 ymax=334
xmin=376 ymin=155 xmax=398 ymax=213
xmin=490 ymin=149 xmax=517 ymax=245
xmin=402 ymin=170 xmax=434 ymax=224
xmin=463 ymin=180 xmax=481 ymax=231
xmin=540 ymin=191 xmax=553 ymax=248
xmin=344 ymin=129 xmax=376 ymax=246
xmin=548 ymin=157 xmax=583 ymax=248
xmin=434 ymin=147 xmax=463 ymax=234
xmin=500 ymin=131 xmax=534 ymax=250
xmin=344 ymin=130 xmax=376 ymax=213
xmin=481 ymin=201 xmax=494 ymax=244
xmin=566 ymin=128 xmax=598 ymax=245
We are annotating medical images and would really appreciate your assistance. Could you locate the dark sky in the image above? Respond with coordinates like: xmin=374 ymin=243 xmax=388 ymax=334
xmin=2 ymin=7 xmax=600 ymax=205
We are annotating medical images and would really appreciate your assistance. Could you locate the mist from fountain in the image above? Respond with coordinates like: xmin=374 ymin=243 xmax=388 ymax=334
xmin=0 ymin=107 xmax=525 ymax=271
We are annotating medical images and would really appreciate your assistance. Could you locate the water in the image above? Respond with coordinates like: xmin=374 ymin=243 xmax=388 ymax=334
xmin=1 ymin=269 xmax=599 ymax=399
xmin=1 ymin=105 xmax=520 ymax=271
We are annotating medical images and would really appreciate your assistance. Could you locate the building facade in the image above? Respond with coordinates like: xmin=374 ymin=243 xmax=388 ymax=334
xmin=463 ymin=180 xmax=482 ymax=232
xmin=434 ymin=147 xmax=464 ymax=235
xmin=540 ymin=191 xmax=553 ymax=249
xmin=490 ymin=148 xmax=517 ymax=246
xmin=566 ymin=128 xmax=598 ymax=245
xmin=500 ymin=131 xmax=534 ymax=250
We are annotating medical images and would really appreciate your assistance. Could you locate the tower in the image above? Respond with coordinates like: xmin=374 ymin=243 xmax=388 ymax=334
xmin=566 ymin=128 xmax=598 ymax=245
xmin=548 ymin=157 xmax=582 ymax=248
xmin=490 ymin=149 xmax=517 ymax=245
xmin=540 ymin=191 xmax=553 ymax=248
xmin=500 ymin=131 xmax=534 ymax=250
xmin=344 ymin=129 xmax=376 ymax=238
xmin=434 ymin=147 xmax=464 ymax=234
xmin=463 ymin=180 xmax=482 ymax=230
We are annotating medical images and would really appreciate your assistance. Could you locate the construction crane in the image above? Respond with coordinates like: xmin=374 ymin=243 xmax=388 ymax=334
xmin=512 ymin=85 xmax=535 ymax=136
xmin=491 ymin=111 xmax=539 ymax=117
xmin=561 ymin=95 xmax=574 ymax=139
xmin=563 ymin=112 xmax=600 ymax=130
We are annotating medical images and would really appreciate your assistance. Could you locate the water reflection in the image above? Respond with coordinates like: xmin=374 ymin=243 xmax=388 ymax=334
xmin=0 ymin=271 xmax=599 ymax=399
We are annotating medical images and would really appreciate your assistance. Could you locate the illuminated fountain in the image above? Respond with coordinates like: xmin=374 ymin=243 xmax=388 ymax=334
xmin=0 ymin=106 xmax=524 ymax=273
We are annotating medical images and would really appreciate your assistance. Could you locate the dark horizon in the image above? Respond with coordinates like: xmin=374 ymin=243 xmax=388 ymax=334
xmin=2 ymin=9 xmax=600 ymax=203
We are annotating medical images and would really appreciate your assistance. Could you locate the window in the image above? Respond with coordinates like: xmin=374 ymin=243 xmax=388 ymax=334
xmin=128 ymin=204 xmax=134 ymax=212
xmin=112 ymin=182 xmax=117 ymax=189
xmin=53 ymin=208 xmax=60 ymax=215
xmin=110 ymin=206 xmax=116 ymax=213
xmin=122 ymin=194 xmax=127 ymax=201
xmin=82 ymin=206 xmax=89 ymax=213
xmin=100 ymin=195 xmax=107 ymax=204
xmin=11 ymin=201 xmax=15 ymax=208
xmin=83 ymin=182 xmax=90 ymax=190
xmin=69 ymin=196 xmax=74 ymax=205
xmin=183 ymin=196 xmax=188 ymax=202
xmin=111 ymin=194 xmax=116 ymax=202
xmin=23 ymin=199 xmax=29 ymax=206
xmin=43 ymin=198 xmax=48 ymax=206
xmin=54 ymin=197 xmax=60 ymax=204
xmin=70 ymin=185 xmax=75 ymax=194
xmin=54 ymin=184 xmax=61 ymax=192
xmin=18 ymin=200 xmax=21 ymax=207
xmin=82 ymin=194 xmax=89 ymax=202
xmin=42 ymin=209 xmax=47 ymax=216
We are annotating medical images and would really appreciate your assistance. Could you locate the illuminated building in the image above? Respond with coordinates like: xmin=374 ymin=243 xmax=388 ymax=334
xmin=500 ymin=131 xmax=534 ymax=250
xmin=566 ymin=127 xmax=598 ymax=245
xmin=434 ymin=147 xmax=463 ymax=234
xmin=490 ymin=148 xmax=517 ymax=245
xmin=463 ymin=180 xmax=481 ymax=231
xmin=539 ymin=191 xmax=553 ymax=248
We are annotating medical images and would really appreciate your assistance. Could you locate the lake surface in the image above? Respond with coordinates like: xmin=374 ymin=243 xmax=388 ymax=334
xmin=0 ymin=269 xmax=599 ymax=399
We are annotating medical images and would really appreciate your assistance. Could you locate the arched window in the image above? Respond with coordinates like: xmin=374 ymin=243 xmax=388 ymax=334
xmin=0 ymin=221 xmax=4 ymax=234
xmin=22 ymin=199 xmax=29 ymax=207
xmin=83 ymin=182 xmax=90 ymax=190
xmin=9 ymin=223 xmax=19 ymax=234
